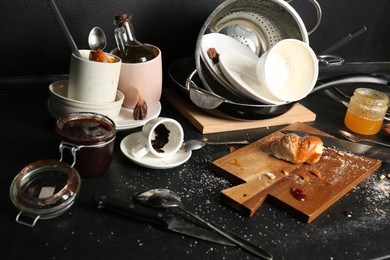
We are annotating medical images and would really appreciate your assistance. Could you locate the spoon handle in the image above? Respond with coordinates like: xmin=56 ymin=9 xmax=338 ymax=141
xmin=363 ymin=139 xmax=390 ymax=148
xmin=206 ymin=140 xmax=250 ymax=145
xmin=47 ymin=0 xmax=81 ymax=57
xmin=180 ymin=208 xmax=273 ymax=260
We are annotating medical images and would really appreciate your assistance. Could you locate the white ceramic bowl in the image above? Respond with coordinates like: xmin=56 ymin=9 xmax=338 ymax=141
xmin=48 ymin=80 xmax=124 ymax=119
xmin=256 ymin=39 xmax=318 ymax=102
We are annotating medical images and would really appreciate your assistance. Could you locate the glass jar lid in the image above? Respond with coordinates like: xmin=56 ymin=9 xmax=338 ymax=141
xmin=9 ymin=159 xmax=81 ymax=227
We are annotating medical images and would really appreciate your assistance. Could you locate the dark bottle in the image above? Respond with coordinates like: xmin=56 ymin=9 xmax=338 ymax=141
xmin=113 ymin=13 xmax=154 ymax=63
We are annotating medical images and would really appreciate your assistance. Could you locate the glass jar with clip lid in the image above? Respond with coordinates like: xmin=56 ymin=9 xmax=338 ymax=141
xmin=9 ymin=112 xmax=116 ymax=227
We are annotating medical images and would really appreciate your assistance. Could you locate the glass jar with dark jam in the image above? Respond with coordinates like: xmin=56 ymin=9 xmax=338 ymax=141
xmin=55 ymin=112 xmax=116 ymax=178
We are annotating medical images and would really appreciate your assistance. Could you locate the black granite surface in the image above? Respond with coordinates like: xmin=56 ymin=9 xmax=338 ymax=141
xmin=1 ymin=74 xmax=390 ymax=260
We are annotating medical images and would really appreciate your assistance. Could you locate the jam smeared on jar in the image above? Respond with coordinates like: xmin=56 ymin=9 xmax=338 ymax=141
xmin=152 ymin=124 xmax=170 ymax=153
xmin=290 ymin=187 xmax=306 ymax=201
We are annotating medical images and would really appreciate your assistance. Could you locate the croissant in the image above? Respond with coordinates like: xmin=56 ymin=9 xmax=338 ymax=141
xmin=269 ymin=133 xmax=324 ymax=164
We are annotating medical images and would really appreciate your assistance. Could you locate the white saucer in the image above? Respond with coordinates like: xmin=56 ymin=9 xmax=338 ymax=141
xmin=48 ymin=101 xmax=161 ymax=131
xmin=114 ymin=102 xmax=161 ymax=131
xmin=219 ymin=51 xmax=286 ymax=105
xmin=120 ymin=132 xmax=192 ymax=169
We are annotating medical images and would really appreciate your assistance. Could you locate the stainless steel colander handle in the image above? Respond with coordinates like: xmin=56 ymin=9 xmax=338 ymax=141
xmin=286 ymin=0 xmax=322 ymax=35
xmin=185 ymin=69 xmax=226 ymax=110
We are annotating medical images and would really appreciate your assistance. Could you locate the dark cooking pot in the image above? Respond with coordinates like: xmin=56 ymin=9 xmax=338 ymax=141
xmin=168 ymin=57 xmax=389 ymax=120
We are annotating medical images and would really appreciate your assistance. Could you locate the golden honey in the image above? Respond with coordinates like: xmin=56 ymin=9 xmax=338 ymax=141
xmin=344 ymin=88 xmax=389 ymax=135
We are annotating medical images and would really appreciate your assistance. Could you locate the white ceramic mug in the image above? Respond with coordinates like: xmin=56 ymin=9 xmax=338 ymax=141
xmin=68 ymin=49 xmax=122 ymax=103
xmin=256 ymin=39 xmax=318 ymax=102
xmin=132 ymin=117 xmax=184 ymax=158
xmin=113 ymin=45 xmax=162 ymax=109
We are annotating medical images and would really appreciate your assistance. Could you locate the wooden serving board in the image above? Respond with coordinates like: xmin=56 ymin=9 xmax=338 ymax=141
xmin=212 ymin=122 xmax=382 ymax=223
xmin=163 ymin=88 xmax=316 ymax=134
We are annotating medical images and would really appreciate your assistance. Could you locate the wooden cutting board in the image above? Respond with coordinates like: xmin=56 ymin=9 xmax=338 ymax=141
xmin=163 ymin=88 xmax=316 ymax=134
xmin=212 ymin=122 xmax=382 ymax=223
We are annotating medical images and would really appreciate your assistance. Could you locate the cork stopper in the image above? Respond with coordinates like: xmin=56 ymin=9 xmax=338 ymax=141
xmin=114 ymin=13 xmax=131 ymax=26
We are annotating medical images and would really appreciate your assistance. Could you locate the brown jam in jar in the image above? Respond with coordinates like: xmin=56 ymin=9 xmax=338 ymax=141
xmin=55 ymin=112 xmax=116 ymax=178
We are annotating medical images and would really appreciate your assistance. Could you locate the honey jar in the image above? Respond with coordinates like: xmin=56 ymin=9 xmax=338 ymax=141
xmin=344 ymin=88 xmax=389 ymax=135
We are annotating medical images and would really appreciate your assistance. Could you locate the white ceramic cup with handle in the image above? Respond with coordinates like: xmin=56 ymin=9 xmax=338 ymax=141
xmin=132 ymin=117 xmax=184 ymax=158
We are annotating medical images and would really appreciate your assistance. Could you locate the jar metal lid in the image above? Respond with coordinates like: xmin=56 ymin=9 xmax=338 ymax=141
xmin=9 ymin=159 xmax=81 ymax=227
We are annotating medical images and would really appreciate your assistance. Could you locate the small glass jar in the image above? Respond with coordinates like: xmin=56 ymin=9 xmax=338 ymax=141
xmin=55 ymin=112 xmax=116 ymax=178
xmin=344 ymin=88 xmax=389 ymax=135
xmin=9 ymin=159 xmax=81 ymax=227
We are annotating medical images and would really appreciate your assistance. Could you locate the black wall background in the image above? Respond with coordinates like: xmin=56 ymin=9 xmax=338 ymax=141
xmin=1 ymin=0 xmax=389 ymax=81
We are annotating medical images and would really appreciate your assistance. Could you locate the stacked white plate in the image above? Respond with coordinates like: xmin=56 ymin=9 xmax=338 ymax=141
xmin=200 ymin=33 xmax=285 ymax=105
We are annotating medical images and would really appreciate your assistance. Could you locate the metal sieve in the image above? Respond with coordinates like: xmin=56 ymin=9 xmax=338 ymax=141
xmin=193 ymin=0 xmax=322 ymax=106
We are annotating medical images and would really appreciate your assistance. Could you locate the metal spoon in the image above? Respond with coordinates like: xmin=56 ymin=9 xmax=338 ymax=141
xmin=134 ymin=188 xmax=273 ymax=260
xmin=47 ymin=0 xmax=80 ymax=57
xmin=339 ymin=130 xmax=390 ymax=148
xmin=88 ymin=26 xmax=107 ymax=50
xmin=182 ymin=139 xmax=249 ymax=151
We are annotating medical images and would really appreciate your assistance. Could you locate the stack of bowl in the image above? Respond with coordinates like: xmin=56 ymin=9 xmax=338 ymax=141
xmin=48 ymin=80 xmax=124 ymax=119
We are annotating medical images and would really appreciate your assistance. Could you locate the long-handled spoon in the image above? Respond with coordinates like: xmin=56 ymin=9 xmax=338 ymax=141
xmin=183 ymin=139 xmax=249 ymax=151
xmin=134 ymin=188 xmax=273 ymax=260
xmin=47 ymin=0 xmax=80 ymax=57
xmin=339 ymin=130 xmax=390 ymax=148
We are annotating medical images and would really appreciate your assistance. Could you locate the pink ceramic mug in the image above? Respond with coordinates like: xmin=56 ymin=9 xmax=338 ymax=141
xmin=112 ymin=45 xmax=162 ymax=109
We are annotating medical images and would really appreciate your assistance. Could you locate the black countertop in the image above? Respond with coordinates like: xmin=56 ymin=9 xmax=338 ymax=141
xmin=1 ymin=75 xmax=390 ymax=260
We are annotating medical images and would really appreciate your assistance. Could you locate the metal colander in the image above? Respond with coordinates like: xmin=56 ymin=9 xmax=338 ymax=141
xmin=209 ymin=10 xmax=289 ymax=56
xmin=193 ymin=0 xmax=321 ymax=105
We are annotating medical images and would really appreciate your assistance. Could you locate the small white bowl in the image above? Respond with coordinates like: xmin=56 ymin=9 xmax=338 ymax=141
xmin=48 ymin=80 xmax=124 ymax=119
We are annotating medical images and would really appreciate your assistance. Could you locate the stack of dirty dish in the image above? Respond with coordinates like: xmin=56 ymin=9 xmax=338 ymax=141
xmin=200 ymin=33 xmax=319 ymax=105
xmin=192 ymin=0 xmax=322 ymax=111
